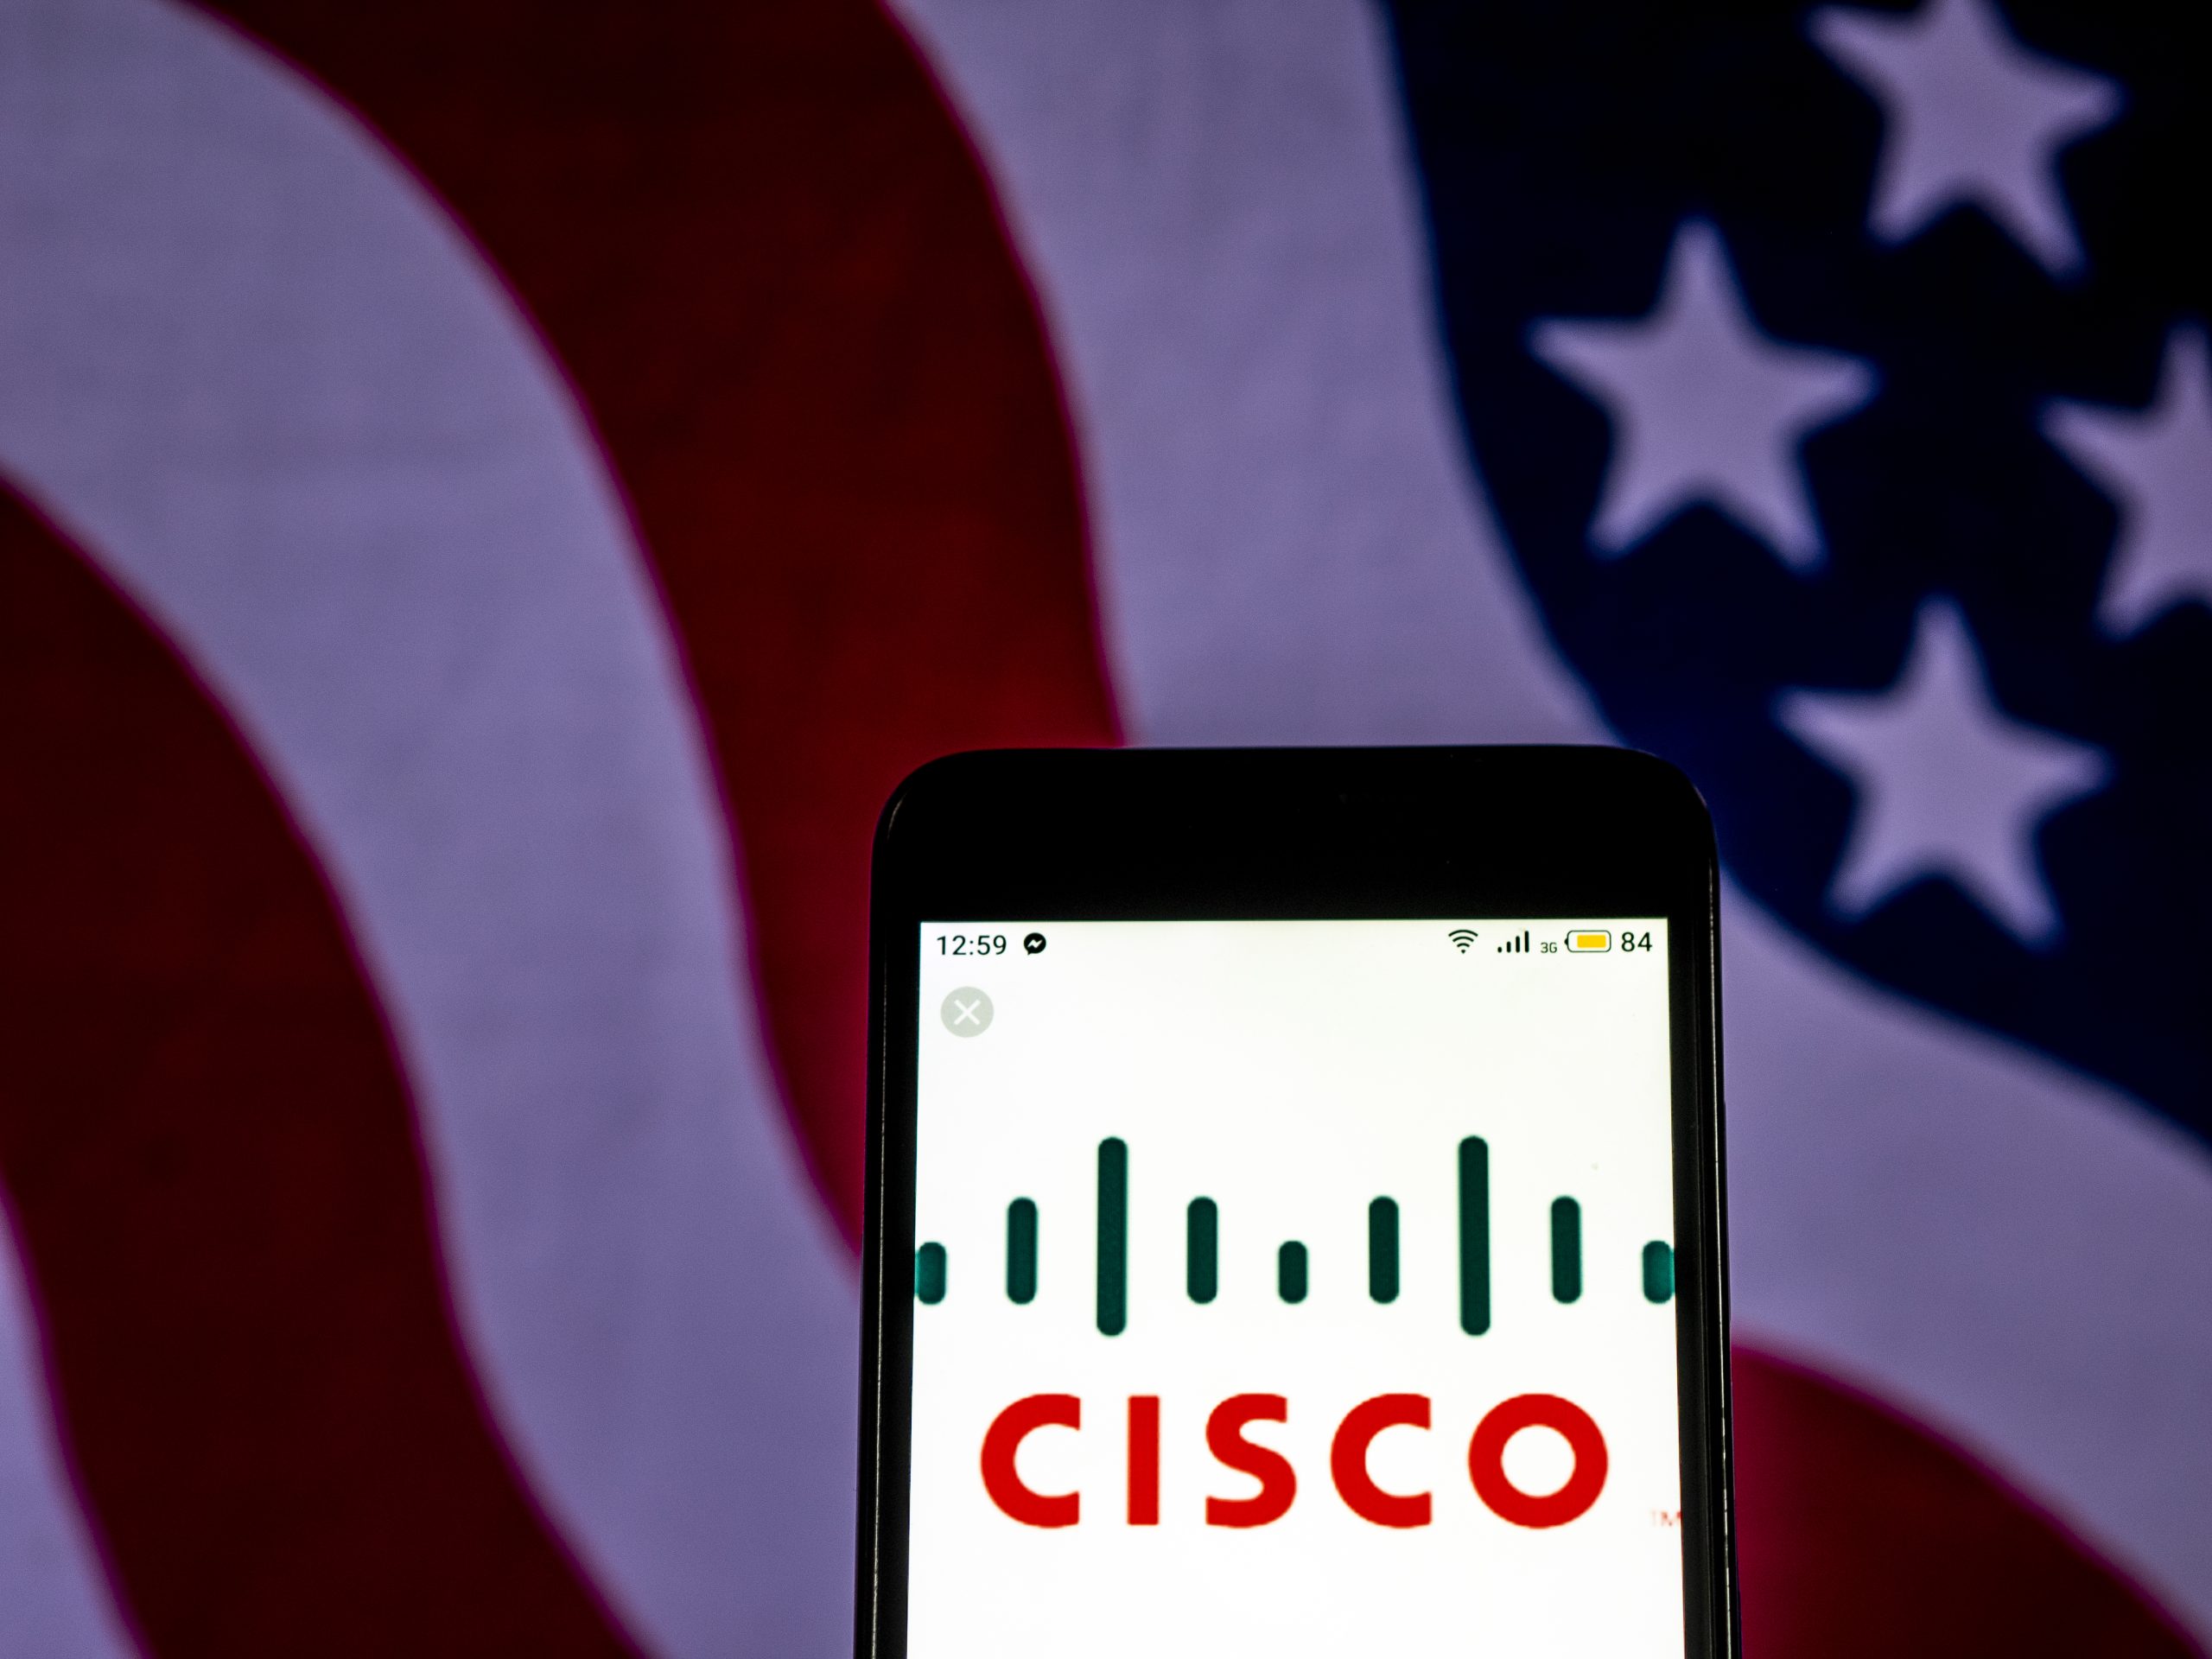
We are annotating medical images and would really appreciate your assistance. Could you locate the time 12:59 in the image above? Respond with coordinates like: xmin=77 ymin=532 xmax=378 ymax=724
xmin=936 ymin=933 xmax=1008 ymax=957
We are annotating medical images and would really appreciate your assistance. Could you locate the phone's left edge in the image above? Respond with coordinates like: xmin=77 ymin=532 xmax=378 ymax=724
xmin=859 ymin=754 xmax=991 ymax=1659
xmin=856 ymin=763 xmax=914 ymax=1659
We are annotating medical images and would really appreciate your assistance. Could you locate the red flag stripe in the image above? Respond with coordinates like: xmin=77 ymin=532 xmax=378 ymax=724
xmin=196 ymin=0 xmax=1122 ymax=1247
xmin=1735 ymin=1347 xmax=2196 ymax=1658
xmin=0 ymin=483 xmax=639 ymax=1654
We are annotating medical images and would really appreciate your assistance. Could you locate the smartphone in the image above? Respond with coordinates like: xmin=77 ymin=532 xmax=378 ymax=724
xmin=858 ymin=747 xmax=1732 ymax=1659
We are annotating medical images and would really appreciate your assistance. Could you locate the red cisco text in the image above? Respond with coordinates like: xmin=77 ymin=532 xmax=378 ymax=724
xmin=980 ymin=1391 xmax=1607 ymax=1529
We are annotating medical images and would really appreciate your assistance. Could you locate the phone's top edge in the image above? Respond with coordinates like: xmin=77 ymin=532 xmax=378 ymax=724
xmin=879 ymin=744 xmax=1706 ymax=843
xmin=880 ymin=741 xmax=1687 ymax=796
xmin=871 ymin=747 xmax=1716 ymax=943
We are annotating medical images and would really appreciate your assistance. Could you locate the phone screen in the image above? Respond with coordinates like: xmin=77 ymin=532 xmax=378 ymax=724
xmin=906 ymin=918 xmax=1684 ymax=1656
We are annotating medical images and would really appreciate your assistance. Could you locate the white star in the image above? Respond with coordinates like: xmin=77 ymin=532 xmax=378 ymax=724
xmin=2044 ymin=323 xmax=2212 ymax=636
xmin=1811 ymin=0 xmax=2121 ymax=276
xmin=1531 ymin=219 xmax=1874 ymax=569
xmin=1777 ymin=599 xmax=2107 ymax=944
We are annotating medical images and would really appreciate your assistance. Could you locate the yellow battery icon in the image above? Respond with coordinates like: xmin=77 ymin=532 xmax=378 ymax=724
xmin=1566 ymin=930 xmax=1611 ymax=953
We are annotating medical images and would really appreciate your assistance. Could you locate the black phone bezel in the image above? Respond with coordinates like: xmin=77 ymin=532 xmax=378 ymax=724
xmin=857 ymin=746 xmax=1735 ymax=1659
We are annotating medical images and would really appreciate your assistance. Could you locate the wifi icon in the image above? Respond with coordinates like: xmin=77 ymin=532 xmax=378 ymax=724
xmin=1447 ymin=929 xmax=1478 ymax=953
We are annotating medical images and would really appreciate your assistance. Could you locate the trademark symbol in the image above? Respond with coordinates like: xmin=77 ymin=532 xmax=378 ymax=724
xmin=1650 ymin=1508 xmax=1681 ymax=1527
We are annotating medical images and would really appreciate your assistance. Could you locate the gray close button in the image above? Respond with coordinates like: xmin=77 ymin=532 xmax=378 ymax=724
xmin=941 ymin=987 xmax=994 ymax=1037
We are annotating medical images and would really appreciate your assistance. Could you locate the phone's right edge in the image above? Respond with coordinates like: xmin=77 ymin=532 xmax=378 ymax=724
xmin=1656 ymin=762 xmax=1738 ymax=1659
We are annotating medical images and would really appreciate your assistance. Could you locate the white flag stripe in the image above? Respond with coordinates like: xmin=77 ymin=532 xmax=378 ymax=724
xmin=1725 ymin=880 xmax=2212 ymax=1633
xmin=889 ymin=0 xmax=1589 ymax=750
xmin=0 ymin=3 xmax=853 ymax=1656
xmin=894 ymin=0 xmax=2212 ymax=1637
xmin=0 ymin=1216 xmax=137 ymax=1658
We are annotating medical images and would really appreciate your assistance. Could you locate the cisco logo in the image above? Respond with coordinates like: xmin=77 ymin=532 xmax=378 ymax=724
xmin=981 ymin=1389 xmax=1607 ymax=1530
xmin=923 ymin=1135 xmax=1669 ymax=1536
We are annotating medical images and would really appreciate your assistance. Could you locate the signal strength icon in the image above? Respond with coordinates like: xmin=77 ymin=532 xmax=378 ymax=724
xmin=1447 ymin=929 xmax=1478 ymax=954
xmin=1497 ymin=930 xmax=1532 ymax=954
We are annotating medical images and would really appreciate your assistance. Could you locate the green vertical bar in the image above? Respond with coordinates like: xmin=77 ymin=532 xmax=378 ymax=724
xmin=914 ymin=1242 xmax=946 ymax=1306
xmin=1006 ymin=1198 xmax=1038 ymax=1305
xmin=1277 ymin=1241 xmax=1307 ymax=1304
xmin=1097 ymin=1138 xmax=1128 ymax=1336
xmin=1186 ymin=1198 xmax=1218 ymax=1304
xmin=1551 ymin=1197 xmax=1582 ymax=1304
xmin=1459 ymin=1135 xmax=1490 ymax=1335
xmin=1643 ymin=1240 xmax=1675 ymax=1304
xmin=1368 ymin=1198 xmax=1400 ymax=1303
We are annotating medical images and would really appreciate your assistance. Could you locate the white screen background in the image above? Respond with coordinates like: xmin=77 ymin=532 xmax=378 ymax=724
xmin=908 ymin=919 xmax=1681 ymax=1656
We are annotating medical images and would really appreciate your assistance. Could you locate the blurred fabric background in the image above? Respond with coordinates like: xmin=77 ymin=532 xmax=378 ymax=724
xmin=1 ymin=0 xmax=2206 ymax=1653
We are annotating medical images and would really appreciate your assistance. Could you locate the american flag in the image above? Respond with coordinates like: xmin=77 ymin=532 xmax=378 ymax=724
xmin=0 ymin=1 xmax=2202 ymax=1655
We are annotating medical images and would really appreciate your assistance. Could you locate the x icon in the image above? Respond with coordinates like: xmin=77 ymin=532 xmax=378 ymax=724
xmin=940 ymin=986 xmax=995 ymax=1037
